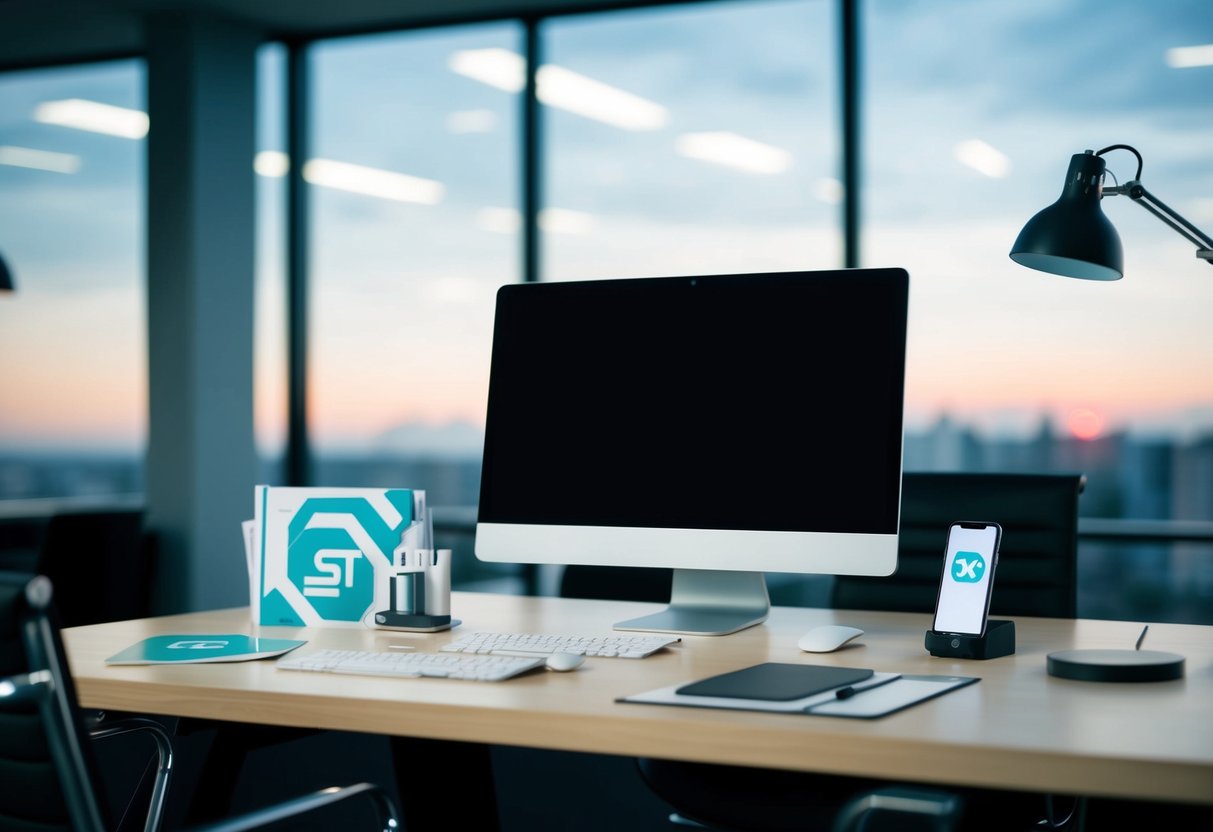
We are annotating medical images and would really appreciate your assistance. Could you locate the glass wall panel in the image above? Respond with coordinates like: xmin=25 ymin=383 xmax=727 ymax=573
xmin=255 ymin=44 xmax=288 ymax=486
xmin=309 ymin=24 xmax=521 ymax=589
xmin=0 ymin=60 xmax=145 ymax=501
xmin=543 ymin=0 xmax=840 ymax=281
xmin=866 ymin=0 xmax=1213 ymax=521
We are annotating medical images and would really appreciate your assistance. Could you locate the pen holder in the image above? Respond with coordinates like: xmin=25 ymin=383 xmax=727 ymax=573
xmin=372 ymin=548 xmax=460 ymax=632
xmin=925 ymin=619 xmax=1015 ymax=660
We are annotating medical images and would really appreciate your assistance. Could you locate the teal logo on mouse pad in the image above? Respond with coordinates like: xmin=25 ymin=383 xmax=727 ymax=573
xmin=951 ymin=550 xmax=986 ymax=582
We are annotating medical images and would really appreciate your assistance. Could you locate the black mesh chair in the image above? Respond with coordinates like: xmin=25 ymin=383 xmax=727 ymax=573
xmin=36 ymin=508 xmax=156 ymax=628
xmin=559 ymin=563 xmax=673 ymax=604
xmin=0 ymin=571 xmax=399 ymax=832
xmin=832 ymin=472 xmax=1085 ymax=617
xmin=560 ymin=471 xmax=1088 ymax=831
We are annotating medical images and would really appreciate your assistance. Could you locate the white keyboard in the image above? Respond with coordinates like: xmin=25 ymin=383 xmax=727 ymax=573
xmin=441 ymin=632 xmax=680 ymax=659
xmin=275 ymin=649 xmax=545 ymax=681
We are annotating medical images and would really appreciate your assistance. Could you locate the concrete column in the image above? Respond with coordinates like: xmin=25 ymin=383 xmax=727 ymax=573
xmin=145 ymin=16 xmax=259 ymax=613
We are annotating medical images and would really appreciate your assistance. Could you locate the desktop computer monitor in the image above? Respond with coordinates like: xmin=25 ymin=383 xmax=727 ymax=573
xmin=475 ymin=268 xmax=909 ymax=635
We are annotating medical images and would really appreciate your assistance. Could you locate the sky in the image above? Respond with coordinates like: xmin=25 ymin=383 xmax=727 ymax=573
xmin=0 ymin=0 xmax=1211 ymax=455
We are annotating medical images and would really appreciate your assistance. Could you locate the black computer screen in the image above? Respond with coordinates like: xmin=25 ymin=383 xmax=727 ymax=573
xmin=478 ymin=269 xmax=908 ymax=535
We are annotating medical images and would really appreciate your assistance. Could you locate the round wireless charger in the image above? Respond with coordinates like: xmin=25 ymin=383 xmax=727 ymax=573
xmin=1047 ymin=648 xmax=1185 ymax=682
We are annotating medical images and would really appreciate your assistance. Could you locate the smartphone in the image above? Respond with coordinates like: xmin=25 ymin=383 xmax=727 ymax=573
xmin=931 ymin=521 xmax=1002 ymax=637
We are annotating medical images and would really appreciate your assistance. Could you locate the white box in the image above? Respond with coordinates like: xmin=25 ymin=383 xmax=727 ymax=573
xmin=251 ymin=485 xmax=426 ymax=627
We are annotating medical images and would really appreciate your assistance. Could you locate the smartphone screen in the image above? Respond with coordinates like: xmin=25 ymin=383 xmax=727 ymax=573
xmin=932 ymin=522 xmax=1001 ymax=636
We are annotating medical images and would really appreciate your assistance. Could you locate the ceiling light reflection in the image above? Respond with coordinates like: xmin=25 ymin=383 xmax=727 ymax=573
xmin=954 ymin=139 xmax=1011 ymax=178
xmin=675 ymin=132 xmax=791 ymax=175
xmin=302 ymin=159 xmax=444 ymax=205
xmin=0 ymin=145 xmax=81 ymax=174
xmin=449 ymin=48 xmax=525 ymax=92
xmin=254 ymin=151 xmax=289 ymax=178
xmin=449 ymin=49 xmax=668 ymax=131
xmin=536 ymin=65 xmax=668 ymax=131
xmin=1165 ymin=44 xmax=1213 ymax=68
xmin=33 ymin=99 xmax=149 ymax=139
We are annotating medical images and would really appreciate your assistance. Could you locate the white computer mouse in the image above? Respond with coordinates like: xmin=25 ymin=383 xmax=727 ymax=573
xmin=797 ymin=624 xmax=865 ymax=653
xmin=545 ymin=652 xmax=585 ymax=672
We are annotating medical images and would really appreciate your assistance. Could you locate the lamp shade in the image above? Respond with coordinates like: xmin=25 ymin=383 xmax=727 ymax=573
xmin=1010 ymin=152 xmax=1123 ymax=281
xmin=0 ymin=252 xmax=12 ymax=292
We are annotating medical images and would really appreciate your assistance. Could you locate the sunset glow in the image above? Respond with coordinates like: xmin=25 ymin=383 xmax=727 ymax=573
xmin=1067 ymin=408 xmax=1105 ymax=441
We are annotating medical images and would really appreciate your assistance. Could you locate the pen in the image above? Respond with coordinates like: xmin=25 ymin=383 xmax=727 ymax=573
xmin=834 ymin=674 xmax=901 ymax=700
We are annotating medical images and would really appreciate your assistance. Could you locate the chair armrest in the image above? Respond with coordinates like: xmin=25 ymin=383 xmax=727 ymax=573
xmin=90 ymin=717 xmax=174 ymax=832
xmin=185 ymin=781 xmax=400 ymax=832
xmin=0 ymin=669 xmax=53 ymax=708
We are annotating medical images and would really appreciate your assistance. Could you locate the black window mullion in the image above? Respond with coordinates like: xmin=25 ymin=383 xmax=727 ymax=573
xmin=286 ymin=39 xmax=312 ymax=486
xmin=840 ymin=0 xmax=861 ymax=268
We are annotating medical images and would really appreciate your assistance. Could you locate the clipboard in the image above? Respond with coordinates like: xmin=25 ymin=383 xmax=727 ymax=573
xmin=619 ymin=668 xmax=978 ymax=719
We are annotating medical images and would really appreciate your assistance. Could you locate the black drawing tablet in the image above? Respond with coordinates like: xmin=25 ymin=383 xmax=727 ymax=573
xmin=676 ymin=663 xmax=873 ymax=701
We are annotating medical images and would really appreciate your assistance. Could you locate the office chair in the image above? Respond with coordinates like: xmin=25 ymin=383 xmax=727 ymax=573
xmin=558 ymin=563 xmax=673 ymax=603
xmin=559 ymin=473 xmax=1085 ymax=616
xmin=560 ymin=471 xmax=1088 ymax=831
xmin=0 ymin=571 xmax=400 ymax=832
xmin=832 ymin=472 xmax=1085 ymax=618
xmin=36 ymin=508 xmax=156 ymax=628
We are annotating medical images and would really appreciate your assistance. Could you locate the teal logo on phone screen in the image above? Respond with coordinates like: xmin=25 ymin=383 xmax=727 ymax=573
xmin=951 ymin=550 xmax=986 ymax=583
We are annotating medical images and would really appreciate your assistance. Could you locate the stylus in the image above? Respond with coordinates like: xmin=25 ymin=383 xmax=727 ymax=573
xmin=834 ymin=674 xmax=902 ymax=700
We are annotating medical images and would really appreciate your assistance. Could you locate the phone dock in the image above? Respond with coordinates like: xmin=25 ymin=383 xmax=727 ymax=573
xmin=925 ymin=619 xmax=1015 ymax=660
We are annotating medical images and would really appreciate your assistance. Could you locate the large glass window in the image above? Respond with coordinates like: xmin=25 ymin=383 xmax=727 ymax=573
xmin=0 ymin=60 xmax=145 ymax=501
xmin=255 ymin=44 xmax=289 ymax=485
xmin=867 ymin=0 xmax=1213 ymax=514
xmin=542 ymin=0 xmax=840 ymax=281
xmin=866 ymin=0 xmax=1213 ymax=621
xmin=308 ymin=24 xmax=521 ymax=587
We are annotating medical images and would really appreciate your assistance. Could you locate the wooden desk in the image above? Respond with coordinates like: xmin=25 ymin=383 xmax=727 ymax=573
xmin=63 ymin=592 xmax=1213 ymax=808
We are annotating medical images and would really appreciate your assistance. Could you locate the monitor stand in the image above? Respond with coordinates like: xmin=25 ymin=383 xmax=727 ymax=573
xmin=614 ymin=569 xmax=769 ymax=636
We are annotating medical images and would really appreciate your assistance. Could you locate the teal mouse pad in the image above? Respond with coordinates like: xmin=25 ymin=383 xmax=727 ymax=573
xmin=676 ymin=663 xmax=873 ymax=701
xmin=106 ymin=634 xmax=307 ymax=665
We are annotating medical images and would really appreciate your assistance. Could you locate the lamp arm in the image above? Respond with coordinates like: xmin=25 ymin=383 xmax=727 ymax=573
xmin=1104 ymin=181 xmax=1213 ymax=263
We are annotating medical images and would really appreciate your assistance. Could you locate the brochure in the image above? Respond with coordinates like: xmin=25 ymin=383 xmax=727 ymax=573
xmin=105 ymin=634 xmax=306 ymax=665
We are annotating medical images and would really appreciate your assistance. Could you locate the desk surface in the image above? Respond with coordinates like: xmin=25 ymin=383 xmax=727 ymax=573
xmin=63 ymin=593 xmax=1213 ymax=806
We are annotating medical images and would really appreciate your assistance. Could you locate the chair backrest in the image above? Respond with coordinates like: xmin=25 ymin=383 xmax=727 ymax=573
xmin=558 ymin=472 xmax=1084 ymax=619
xmin=36 ymin=509 xmax=155 ymax=628
xmin=558 ymin=564 xmax=673 ymax=604
xmin=0 ymin=571 xmax=110 ymax=832
xmin=831 ymin=472 xmax=1085 ymax=618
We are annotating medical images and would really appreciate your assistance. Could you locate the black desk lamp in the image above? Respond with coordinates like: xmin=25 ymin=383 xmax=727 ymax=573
xmin=1010 ymin=144 xmax=1213 ymax=280
xmin=1010 ymin=145 xmax=1194 ymax=683
xmin=0 ymin=252 xmax=13 ymax=292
